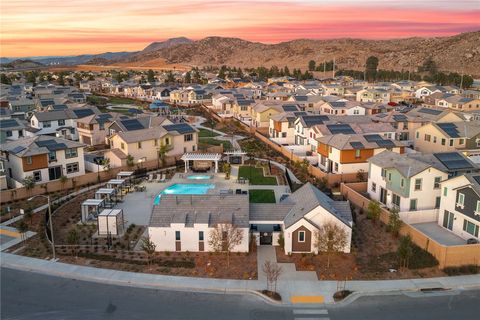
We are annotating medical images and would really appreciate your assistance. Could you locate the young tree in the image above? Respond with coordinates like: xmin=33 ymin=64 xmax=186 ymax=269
xmin=22 ymin=176 xmax=36 ymax=197
xmin=67 ymin=227 xmax=80 ymax=257
xmin=222 ymin=162 xmax=231 ymax=179
xmin=147 ymin=69 xmax=155 ymax=83
xmin=101 ymin=158 xmax=111 ymax=173
xmin=356 ymin=169 xmax=366 ymax=182
xmin=157 ymin=144 xmax=171 ymax=169
xmin=262 ymin=260 xmax=283 ymax=293
xmin=314 ymin=222 xmax=348 ymax=268
xmin=140 ymin=236 xmax=156 ymax=266
xmin=308 ymin=60 xmax=316 ymax=71
xmin=23 ymin=206 xmax=33 ymax=225
xmin=17 ymin=220 xmax=29 ymax=243
xmin=388 ymin=207 xmax=402 ymax=237
xmin=208 ymin=223 xmax=244 ymax=268
xmin=397 ymin=235 xmax=413 ymax=268
xmin=365 ymin=56 xmax=379 ymax=82
xmin=59 ymin=175 xmax=68 ymax=192
xmin=367 ymin=200 xmax=381 ymax=224
xmin=126 ymin=154 xmax=135 ymax=168
xmin=184 ymin=71 xmax=192 ymax=84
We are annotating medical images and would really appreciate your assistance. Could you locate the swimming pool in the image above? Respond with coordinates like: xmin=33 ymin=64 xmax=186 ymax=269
xmin=154 ymin=183 xmax=215 ymax=205
xmin=187 ymin=175 xmax=212 ymax=180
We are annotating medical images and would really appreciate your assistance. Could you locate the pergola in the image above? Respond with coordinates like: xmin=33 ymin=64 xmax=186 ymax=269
xmin=181 ymin=153 xmax=222 ymax=173
xmin=95 ymin=188 xmax=117 ymax=208
xmin=81 ymin=198 xmax=105 ymax=222
xmin=224 ymin=150 xmax=247 ymax=164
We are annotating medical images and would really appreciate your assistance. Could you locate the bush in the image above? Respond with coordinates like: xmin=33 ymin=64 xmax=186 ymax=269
xmin=443 ymin=265 xmax=480 ymax=276
xmin=333 ymin=290 xmax=353 ymax=301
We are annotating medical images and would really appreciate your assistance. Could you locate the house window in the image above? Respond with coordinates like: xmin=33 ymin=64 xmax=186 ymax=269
xmin=43 ymin=121 xmax=51 ymax=128
xmin=459 ymin=138 xmax=465 ymax=145
xmin=443 ymin=187 xmax=448 ymax=197
xmin=431 ymin=177 xmax=441 ymax=189
xmin=441 ymin=138 xmax=446 ymax=145
xmin=154 ymin=139 xmax=158 ymax=146
xmin=334 ymin=163 xmax=338 ymax=172
xmin=381 ymin=169 xmax=386 ymax=178
xmin=175 ymin=231 xmax=181 ymax=241
xmin=463 ymin=220 xmax=479 ymax=237
xmin=371 ymin=182 xmax=376 ymax=192
xmin=184 ymin=133 xmax=193 ymax=142
xmin=58 ymin=119 xmax=65 ymax=126
xmin=388 ymin=173 xmax=392 ymax=181
xmin=26 ymin=156 xmax=33 ymax=165
xmin=199 ymin=231 xmax=204 ymax=241
xmin=416 ymin=132 xmax=419 ymax=139
xmin=410 ymin=199 xmax=417 ymax=211
xmin=424 ymin=134 xmax=431 ymax=142
xmin=137 ymin=142 xmax=142 ymax=149
xmin=66 ymin=162 xmax=79 ymax=174
xmin=298 ymin=231 xmax=305 ymax=242
xmin=433 ymin=136 xmax=437 ymax=143
xmin=33 ymin=171 xmax=42 ymax=182
xmin=400 ymin=178 xmax=404 ymax=188
xmin=457 ymin=193 xmax=465 ymax=207
xmin=48 ymin=166 xmax=62 ymax=180
xmin=65 ymin=148 xmax=77 ymax=159
xmin=449 ymin=139 xmax=454 ymax=146
xmin=355 ymin=149 xmax=361 ymax=158
xmin=392 ymin=194 xmax=401 ymax=209
xmin=166 ymin=138 xmax=170 ymax=145
xmin=48 ymin=151 xmax=57 ymax=162
xmin=121 ymin=142 xmax=125 ymax=150
xmin=6 ymin=130 xmax=12 ymax=137
xmin=414 ymin=178 xmax=422 ymax=191
xmin=435 ymin=196 xmax=441 ymax=209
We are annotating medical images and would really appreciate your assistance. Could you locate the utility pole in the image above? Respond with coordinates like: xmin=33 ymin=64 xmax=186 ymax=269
xmin=460 ymin=73 xmax=464 ymax=90
xmin=332 ymin=57 xmax=335 ymax=78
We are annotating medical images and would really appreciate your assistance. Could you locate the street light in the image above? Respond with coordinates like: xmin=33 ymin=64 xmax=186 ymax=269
xmin=28 ymin=194 xmax=55 ymax=260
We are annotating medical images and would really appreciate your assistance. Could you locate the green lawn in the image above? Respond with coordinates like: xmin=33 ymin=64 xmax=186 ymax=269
xmin=198 ymin=128 xmax=220 ymax=137
xmin=238 ymin=166 xmax=277 ymax=185
xmin=249 ymin=189 xmax=276 ymax=203
xmin=199 ymin=137 xmax=232 ymax=150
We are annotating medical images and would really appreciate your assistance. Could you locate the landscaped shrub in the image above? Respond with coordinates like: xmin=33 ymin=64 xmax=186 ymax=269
xmin=75 ymin=252 xmax=195 ymax=268
xmin=443 ymin=265 xmax=480 ymax=276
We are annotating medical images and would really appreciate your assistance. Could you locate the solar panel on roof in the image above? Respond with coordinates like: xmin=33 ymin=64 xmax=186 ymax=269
xmin=163 ymin=123 xmax=195 ymax=134
xmin=282 ymin=105 xmax=299 ymax=112
xmin=437 ymin=123 xmax=460 ymax=138
xmin=0 ymin=119 xmax=19 ymax=128
xmin=364 ymin=134 xmax=383 ymax=142
xmin=376 ymin=140 xmax=396 ymax=148
xmin=326 ymin=124 xmax=355 ymax=134
xmin=473 ymin=176 xmax=480 ymax=185
xmin=36 ymin=139 xmax=57 ymax=147
xmin=302 ymin=115 xmax=329 ymax=127
xmin=350 ymin=141 xmax=365 ymax=149
xmin=46 ymin=143 xmax=67 ymax=151
xmin=434 ymin=152 xmax=474 ymax=170
xmin=11 ymin=146 xmax=26 ymax=154
xmin=72 ymin=109 xmax=95 ymax=118
xmin=393 ymin=115 xmax=408 ymax=121
xmin=121 ymin=119 xmax=144 ymax=131
xmin=417 ymin=108 xmax=442 ymax=115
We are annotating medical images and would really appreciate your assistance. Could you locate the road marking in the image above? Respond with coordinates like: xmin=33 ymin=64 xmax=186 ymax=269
xmin=0 ymin=229 xmax=20 ymax=238
xmin=293 ymin=309 xmax=328 ymax=314
xmin=290 ymin=296 xmax=325 ymax=304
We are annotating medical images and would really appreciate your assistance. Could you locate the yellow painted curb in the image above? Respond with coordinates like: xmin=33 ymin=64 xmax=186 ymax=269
xmin=0 ymin=229 xmax=21 ymax=238
xmin=290 ymin=295 xmax=325 ymax=304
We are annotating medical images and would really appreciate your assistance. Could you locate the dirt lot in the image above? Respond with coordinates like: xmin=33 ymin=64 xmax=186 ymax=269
xmin=276 ymin=212 xmax=445 ymax=280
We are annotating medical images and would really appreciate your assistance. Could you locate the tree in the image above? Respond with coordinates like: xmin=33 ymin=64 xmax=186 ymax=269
xmin=17 ymin=220 xmax=29 ymax=243
xmin=356 ymin=169 xmax=366 ymax=182
xmin=24 ymin=206 xmax=33 ymax=225
xmin=1 ymin=74 xmax=11 ymax=85
xmin=140 ymin=236 xmax=156 ymax=266
xmin=165 ymin=71 xmax=175 ymax=83
xmin=22 ymin=176 xmax=36 ymax=197
xmin=308 ymin=60 xmax=316 ymax=71
xmin=101 ymin=158 xmax=111 ymax=173
xmin=367 ymin=200 xmax=381 ymax=224
xmin=262 ymin=260 xmax=283 ymax=293
xmin=126 ymin=154 xmax=135 ymax=168
xmin=387 ymin=207 xmax=402 ymax=237
xmin=184 ymin=71 xmax=192 ymax=84
xmin=313 ymin=222 xmax=348 ymax=268
xmin=222 ymin=162 xmax=231 ymax=179
xmin=397 ymin=235 xmax=413 ymax=268
xmin=67 ymin=227 xmax=80 ymax=257
xmin=208 ymin=223 xmax=244 ymax=268
xmin=147 ymin=69 xmax=155 ymax=83
xmin=157 ymin=144 xmax=171 ymax=169
xmin=419 ymin=57 xmax=437 ymax=76
xmin=365 ymin=56 xmax=379 ymax=81
xmin=59 ymin=175 xmax=68 ymax=194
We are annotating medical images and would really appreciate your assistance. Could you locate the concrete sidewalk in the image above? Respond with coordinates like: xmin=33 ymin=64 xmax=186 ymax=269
xmin=2 ymin=252 xmax=480 ymax=306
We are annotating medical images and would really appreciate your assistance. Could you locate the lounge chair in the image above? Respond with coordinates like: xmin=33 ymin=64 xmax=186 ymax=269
xmin=159 ymin=174 xmax=166 ymax=183
xmin=147 ymin=174 xmax=153 ymax=182
xmin=155 ymin=174 xmax=162 ymax=183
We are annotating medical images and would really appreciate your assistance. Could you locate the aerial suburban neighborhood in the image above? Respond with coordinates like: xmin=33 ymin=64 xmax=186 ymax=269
xmin=1 ymin=0 xmax=480 ymax=319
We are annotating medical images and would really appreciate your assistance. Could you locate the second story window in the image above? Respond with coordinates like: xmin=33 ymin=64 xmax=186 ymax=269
xmin=175 ymin=231 xmax=181 ymax=241
xmin=26 ymin=156 xmax=32 ymax=165
xmin=6 ymin=130 xmax=12 ymax=137
xmin=65 ymin=148 xmax=77 ymax=159
xmin=43 ymin=121 xmax=51 ymax=128
xmin=355 ymin=149 xmax=361 ymax=158
xmin=414 ymin=178 xmax=422 ymax=191
xmin=48 ymin=151 xmax=56 ymax=162
xmin=184 ymin=133 xmax=193 ymax=142
xmin=457 ymin=193 xmax=465 ymax=207
xmin=58 ymin=119 xmax=65 ymax=126
xmin=138 ymin=142 xmax=142 ymax=149
xmin=434 ymin=177 xmax=441 ymax=189
xmin=121 ymin=142 xmax=125 ymax=150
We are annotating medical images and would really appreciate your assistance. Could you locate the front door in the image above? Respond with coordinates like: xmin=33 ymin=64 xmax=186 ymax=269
xmin=260 ymin=232 xmax=272 ymax=245
xmin=380 ymin=187 xmax=387 ymax=205
xmin=442 ymin=210 xmax=454 ymax=231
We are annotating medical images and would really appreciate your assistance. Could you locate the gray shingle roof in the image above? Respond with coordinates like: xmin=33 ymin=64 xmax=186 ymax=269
xmin=1 ymin=135 xmax=85 ymax=157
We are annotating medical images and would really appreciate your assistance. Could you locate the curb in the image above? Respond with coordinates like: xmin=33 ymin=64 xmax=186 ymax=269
xmin=1 ymin=256 xmax=285 ymax=307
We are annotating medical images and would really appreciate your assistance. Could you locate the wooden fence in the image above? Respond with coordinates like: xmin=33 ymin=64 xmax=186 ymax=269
xmin=340 ymin=182 xmax=480 ymax=268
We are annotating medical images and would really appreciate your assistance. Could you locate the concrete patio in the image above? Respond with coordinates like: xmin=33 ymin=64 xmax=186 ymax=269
xmin=411 ymin=222 xmax=467 ymax=246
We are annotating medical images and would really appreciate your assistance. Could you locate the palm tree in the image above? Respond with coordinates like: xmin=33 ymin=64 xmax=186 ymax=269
xmin=126 ymin=154 xmax=135 ymax=168
xmin=157 ymin=144 xmax=171 ymax=169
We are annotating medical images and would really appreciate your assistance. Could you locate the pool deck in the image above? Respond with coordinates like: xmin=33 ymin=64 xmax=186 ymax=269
xmin=115 ymin=171 xmax=291 ymax=227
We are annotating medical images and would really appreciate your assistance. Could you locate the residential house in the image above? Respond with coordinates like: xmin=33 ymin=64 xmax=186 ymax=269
xmin=0 ymin=118 xmax=27 ymax=143
xmin=356 ymin=88 xmax=390 ymax=103
xmin=439 ymin=174 xmax=480 ymax=242
xmin=0 ymin=136 xmax=85 ymax=188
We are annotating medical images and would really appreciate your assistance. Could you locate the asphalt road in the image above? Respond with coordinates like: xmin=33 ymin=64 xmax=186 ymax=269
xmin=1 ymin=268 xmax=479 ymax=320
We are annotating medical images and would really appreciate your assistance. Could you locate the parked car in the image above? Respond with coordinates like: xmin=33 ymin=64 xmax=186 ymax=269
xmin=466 ymin=238 xmax=479 ymax=244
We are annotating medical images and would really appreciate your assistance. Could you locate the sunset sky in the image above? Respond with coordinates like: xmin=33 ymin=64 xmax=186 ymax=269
xmin=1 ymin=0 xmax=479 ymax=57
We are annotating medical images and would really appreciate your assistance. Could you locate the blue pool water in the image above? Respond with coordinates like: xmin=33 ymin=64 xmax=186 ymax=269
xmin=154 ymin=183 xmax=215 ymax=205
xmin=187 ymin=175 xmax=212 ymax=180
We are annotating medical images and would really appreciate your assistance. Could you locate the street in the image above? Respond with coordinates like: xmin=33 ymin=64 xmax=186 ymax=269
xmin=1 ymin=268 xmax=479 ymax=320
